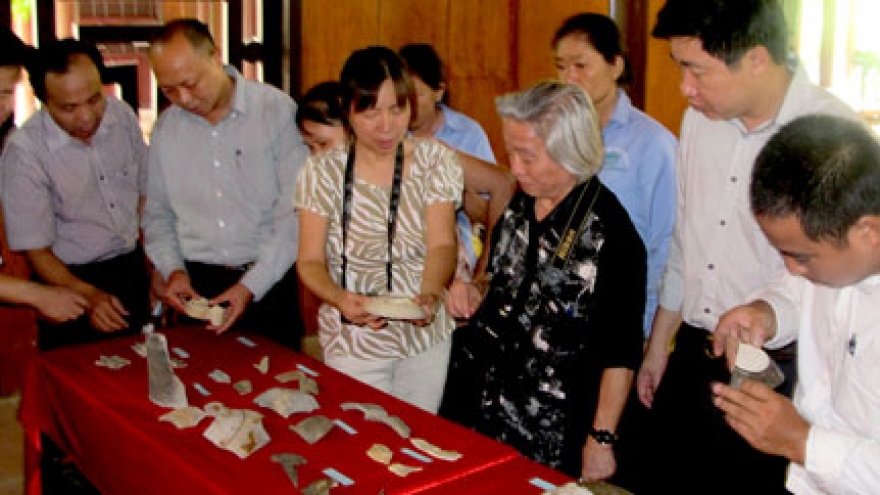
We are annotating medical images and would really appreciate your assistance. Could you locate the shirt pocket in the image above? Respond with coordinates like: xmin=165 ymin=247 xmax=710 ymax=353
xmin=832 ymin=342 xmax=880 ymax=437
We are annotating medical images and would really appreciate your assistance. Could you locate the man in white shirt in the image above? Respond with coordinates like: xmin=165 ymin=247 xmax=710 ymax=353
xmin=635 ymin=0 xmax=857 ymax=492
xmin=712 ymin=114 xmax=880 ymax=494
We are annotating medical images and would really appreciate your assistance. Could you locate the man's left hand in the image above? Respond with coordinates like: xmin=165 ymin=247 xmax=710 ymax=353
xmin=208 ymin=283 xmax=253 ymax=334
xmin=712 ymin=380 xmax=809 ymax=464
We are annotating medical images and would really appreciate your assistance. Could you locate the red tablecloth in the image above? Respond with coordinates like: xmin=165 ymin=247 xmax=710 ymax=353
xmin=20 ymin=326 xmax=538 ymax=494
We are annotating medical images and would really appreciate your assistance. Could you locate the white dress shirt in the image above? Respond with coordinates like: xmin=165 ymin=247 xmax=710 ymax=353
xmin=658 ymin=67 xmax=857 ymax=331
xmin=759 ymin=274 xmax=880 ymax=494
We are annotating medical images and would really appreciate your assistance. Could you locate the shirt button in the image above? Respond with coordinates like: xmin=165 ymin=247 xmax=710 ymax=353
xmin=110 ymin=203 xmax=115 ymax=209
xmin=215 ymin=190 xmax=223 ymax=198
xmin=708 ymin=264 xmax=714 ymax=270
xmin=99 ymin=175 xmax=105 ymax=180
xmin=212 ymin=131 xmax=218 ymax=137
xmin=214 ymin=160 xmax=221 ymax=168
xmin=730 ymin=176 xmax=737 ymax=183
xmin=720 ymin=220 xmax=726 ymax=226
xmin=704 ymin=308 xmax=711 ymax=314
xmin=218 ymin=219 xmax=226 ymax=228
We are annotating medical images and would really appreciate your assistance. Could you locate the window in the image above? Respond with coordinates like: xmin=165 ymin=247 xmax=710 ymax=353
xmin=795 ymin=0 xmax=880 ymax=132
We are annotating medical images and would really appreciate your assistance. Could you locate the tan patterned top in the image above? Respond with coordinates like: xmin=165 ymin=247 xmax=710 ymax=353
xmin=294 ymin=138 xmax=463 ymax=359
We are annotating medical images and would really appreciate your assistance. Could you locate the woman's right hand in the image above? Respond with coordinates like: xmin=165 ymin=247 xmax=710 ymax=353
xmin=336 ymin=290 xmax=386 ymax=329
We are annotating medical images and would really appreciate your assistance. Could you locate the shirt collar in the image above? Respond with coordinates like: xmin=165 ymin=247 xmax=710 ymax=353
xmin=727 ymin=63 xmax=807 ymax=136
xmin=439 ymin=104 xmax=465 ymax=132
xmin=854 ymin=274 xmax=880 ymax=295
xmin=226 ymin=65 xmax=248 ymax=117
xmin=606 ymin=89 xmax=632 ymax=130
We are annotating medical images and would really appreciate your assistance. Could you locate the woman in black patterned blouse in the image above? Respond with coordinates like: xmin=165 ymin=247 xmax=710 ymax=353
xmin=441 ymin=81 xmax=646 ymax=483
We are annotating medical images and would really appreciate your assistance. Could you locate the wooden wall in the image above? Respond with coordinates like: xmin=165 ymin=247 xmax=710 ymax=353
xmin=643 ymin=0 xmax=687 ymax=137
xmin=299 ymin=0 xmax=614 ymax=161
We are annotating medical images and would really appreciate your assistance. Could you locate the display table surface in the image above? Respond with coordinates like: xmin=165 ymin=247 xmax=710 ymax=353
xmin=20 ymin=326 xmax=625 ymax=494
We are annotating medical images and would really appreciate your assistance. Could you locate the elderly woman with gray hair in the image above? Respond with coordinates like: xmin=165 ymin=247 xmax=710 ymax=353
xmin=441 ymin=81 xmax=645 ymax=482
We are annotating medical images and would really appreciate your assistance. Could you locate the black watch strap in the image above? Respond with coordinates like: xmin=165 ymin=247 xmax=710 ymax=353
xmin=588 ymin=428 xmax=618 ymax=446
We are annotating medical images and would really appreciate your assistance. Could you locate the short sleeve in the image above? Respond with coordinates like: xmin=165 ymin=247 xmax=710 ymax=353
xmin=294 ymin=153 xmax=344 ymax=219
xmin=421 ymin=142 xmax=463 ymax=208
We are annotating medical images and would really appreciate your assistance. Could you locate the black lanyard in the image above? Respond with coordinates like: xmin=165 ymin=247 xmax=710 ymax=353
xmin=340 ymin=141 xmax=404 ymax=293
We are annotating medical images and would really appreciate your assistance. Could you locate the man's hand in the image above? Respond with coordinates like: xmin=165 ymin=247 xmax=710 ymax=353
xmin=31 ymin=285 xmax=88 ymax=323
xmin=580 ymin=437 xmax=616 ymax=482
xmin=712 ymin=380 xmax=809 ymax=464
xmin=713 ymin=300 xmax=776 ymax=369
xmin=83 ymin=287 xmax=130 ymax=332
xmin=162 ymin=270 xmax=200 ymax=314
xmin=208 ymin=283 xmax=253 ymax=334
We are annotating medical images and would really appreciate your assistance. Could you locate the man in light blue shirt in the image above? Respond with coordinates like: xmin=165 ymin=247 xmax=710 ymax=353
xmin=3 ymin=39 xmax=150 ymax=349
xmin=144 ymin=19 xmax=308 ymax=348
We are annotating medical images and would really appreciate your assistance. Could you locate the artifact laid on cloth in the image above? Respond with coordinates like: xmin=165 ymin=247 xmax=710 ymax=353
xmin=254 ymin=387 xmax=320 ymax=418
xmin=340 ymin=402 xmax=411 ymax=438
xmin=292 ymin=415 xmax=335 ymax=444
xmin=159 ymin=406 xmax=207 ymax=429
xmin=272 ymin=453 xmax=308 ymax=487
xmin=202 ymin=404 xmax=270 ymax=459
xmin=147 ymin=332 xmax=188 ymax=408
xmin=95 ymin=355 xmax=131 ymax=370
xmin=410 ymin=437 xmax=462 ymax=461
xmin=275 ymin=370 xmax=319 ymax=394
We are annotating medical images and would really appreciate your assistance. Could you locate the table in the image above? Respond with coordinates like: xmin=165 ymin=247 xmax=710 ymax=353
xmin=20 ymin=326 xmax=611 ymax=494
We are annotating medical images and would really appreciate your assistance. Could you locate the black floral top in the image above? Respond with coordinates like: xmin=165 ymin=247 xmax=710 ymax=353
xmin=462 ymin=179 xmax=645 ymax=475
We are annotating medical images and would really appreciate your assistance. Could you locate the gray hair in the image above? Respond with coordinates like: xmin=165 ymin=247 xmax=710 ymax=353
xmin=495 ymin=80 xmax=603 ymax=182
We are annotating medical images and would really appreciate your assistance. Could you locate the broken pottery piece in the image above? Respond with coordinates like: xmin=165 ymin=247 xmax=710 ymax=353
xmin=147 ymin=333 xmax=188 ymax=408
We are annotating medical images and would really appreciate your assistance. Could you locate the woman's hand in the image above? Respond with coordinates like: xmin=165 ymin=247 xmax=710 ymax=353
xmin=580 ymin=437 xmax=616 ymax=482
xmin=336 ymin=290 xmax=386 ymax=329
xmin=411 ymin=293 xmax=441 ymax=326
xmin=444 ymin=278 xmax=485 ymax=320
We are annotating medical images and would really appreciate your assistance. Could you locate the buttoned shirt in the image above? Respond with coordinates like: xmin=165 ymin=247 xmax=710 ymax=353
xmin=600 ymin=90 xmax=677 ymax=335
xmin=1 ymin=97 xmax=147 ymax=265
xmin=658 ymin=67 xmax=857 ymax=331
xmin=757 ymin=274 xmax=880 ymax=494
xmin=434 ymin=104 xmax=496 ymax=164
xmin=144 ymin=66 xmax=308 ymax=300
xmin=432 ymin=104 xmax=495 ymax=276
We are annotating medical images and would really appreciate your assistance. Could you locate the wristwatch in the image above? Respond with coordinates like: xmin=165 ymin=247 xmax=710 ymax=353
xmin=588 ymin=428 xmax=618 ymax=446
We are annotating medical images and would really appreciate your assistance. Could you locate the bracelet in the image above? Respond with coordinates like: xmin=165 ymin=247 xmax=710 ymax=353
xmin=588 ymin=428 xmax=618 ymax=446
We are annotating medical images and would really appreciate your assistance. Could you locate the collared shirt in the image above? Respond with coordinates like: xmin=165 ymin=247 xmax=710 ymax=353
xmin=757 ymin=274 xmax=880 ymax=494
xmin=658 ymin=67 xmax=858 ymax=331
xmin=434 ymin=104 xmax=496 ymax=164
xmin=600 ymin=89 xmax=677 ymax=335
xmin=431 ymin=104 xmax=495 ymax=277
xmin=1 ymin=97 xmax=147 ymax=265
xmin=144 ymin=66 xmax=308 ymax=300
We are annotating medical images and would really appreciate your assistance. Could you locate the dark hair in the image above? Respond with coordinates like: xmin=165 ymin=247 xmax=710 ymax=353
xmin=652 ymin=0 xmax=789 ymax=66
xmin=398 ymin=43 xmax=449 ymax=104
xmin=152 ymin=18 xmax=216 ymax=55
xmin=339 ymin=46 xmax=414 ymax=135
xmin=751 ymin=115 xmax=880 ymax=244
xmin=27 ymin=38 xmax=106 ymax=102
xmin=552 ymin=13 xmax=632 ymax=84
xmin=296 ymin=81 xmax=344 ymax=129
xmin=0 ymin=26 xmax=33 ymax=68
